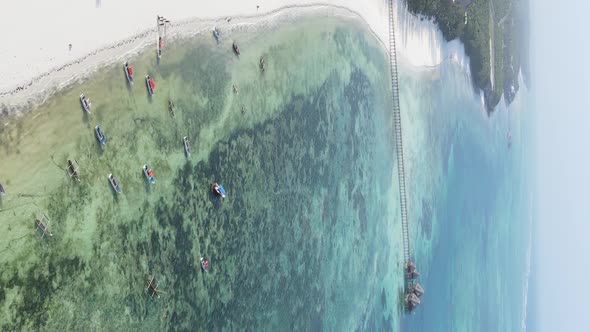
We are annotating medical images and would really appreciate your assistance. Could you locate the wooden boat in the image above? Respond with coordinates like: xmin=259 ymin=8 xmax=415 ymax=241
xmin=156 ymin=16 xmax=169 ymax=59
xmin=95 ymin=125 xmax=106 ymax=147
xmin=124 ymin=62 xmax=134 ymax=84
xmin=183 ymin=136 xmax=190 ymax=156
xmin=259 ymin=56 xmax=265 ymax=72
xmin=80 ymin=94 xmax=92 ymax=114
xmin=213 ymin=27 xmax=220 ymax=43
xmin=200 ymin=257 xmax=209 ymax=272
xmin=143 ymin=164 xmax=156 ymax=184
xmin=232 ymin=41 xmax=240 ymax=56
xmin=157 ymin=37 xmax=163 ymax=58
xmin=35 ymin=214 xmax=53 ymax=238
xmin=108 ymin=173 xmax=122 ymax=193
xmin=211 ymin=182 xmax=226 ymax=199
xmin=146 ymin=75 xmax=156 ymax=96
xmin=66 ymin=159 xmax=80 ymax=181
xmin=145 ymin=275 xmax=165 ymax=298
xmin=168 ymin=98 xmax=176 ymax=117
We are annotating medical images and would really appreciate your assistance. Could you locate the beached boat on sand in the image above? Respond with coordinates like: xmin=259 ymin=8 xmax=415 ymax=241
xmin=146 ymin=75 xmax=156 ymax=96
xmin=108 ymin=173 xmax=122 ymax=193
xmin=95 ymin=125 xmax=106 ymax=147
xmin=232 ymin=42 xmax=240 ymax=56
xmin=212 ymin=182 xmax=226 ymax=199
xmin=80 ymin=94 xmax=92 ymax=114
xmin=124 ymin=62 xmax=134 ymax=83
xmin=143 ymin=164 xmax=156 ymax=184
xmin=157 ymin=37 xmax=164 ymax=58
xmin=183 ymin=136 xmax=190 ymax=156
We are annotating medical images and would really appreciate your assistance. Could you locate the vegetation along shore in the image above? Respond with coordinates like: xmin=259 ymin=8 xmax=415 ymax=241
xmin=405 ymin=0 xmax=530 ymax=113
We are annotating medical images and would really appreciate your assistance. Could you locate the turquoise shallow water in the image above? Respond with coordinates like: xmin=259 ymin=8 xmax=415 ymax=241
xmin=398 ymin=57 xmax=533 ymax=330
xmin=0 ymin=15 xmax=403 ymax=331
xmin=0 ymin=11 xmax=533 ymax=331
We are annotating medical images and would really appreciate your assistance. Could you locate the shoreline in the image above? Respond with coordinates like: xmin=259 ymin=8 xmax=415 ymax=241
xmin=0 ymin=0 xmax=492 ymax=116
xmin=0 ymin=3 xmax=389 ymax=114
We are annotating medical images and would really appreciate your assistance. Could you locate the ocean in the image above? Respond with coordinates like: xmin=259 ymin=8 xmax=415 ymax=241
xmin=397 ymin=44 xmax=534 ymax=331
xmin=0 ymin=12 xmax=532 ymax=332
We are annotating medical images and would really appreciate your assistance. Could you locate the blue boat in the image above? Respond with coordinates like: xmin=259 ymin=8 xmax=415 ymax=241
xmin=95 ymin=125 xmax=106 ymax=147
xmin=212 ymin=182 xmax=226 ymax=198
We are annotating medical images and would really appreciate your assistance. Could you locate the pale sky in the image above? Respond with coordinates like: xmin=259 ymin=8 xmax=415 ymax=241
xmin=533 ymin=0 xmax=590 ymax=330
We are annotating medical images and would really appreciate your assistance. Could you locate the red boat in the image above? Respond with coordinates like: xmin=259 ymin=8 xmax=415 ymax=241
xmin=200 ymin=257 xmax=209 ymax=272
xmin=124 ymin=62 xmax=134 ymax=84
xmin=146 ymin=75 xmax=156 ymax=96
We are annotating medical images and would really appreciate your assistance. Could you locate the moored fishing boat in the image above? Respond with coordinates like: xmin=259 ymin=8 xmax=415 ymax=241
xmin=157 ymin=36 xmax=164 ymax=58
xmin=66 ymin=159 xmax=80 ymax=181
xmin=143 ymin=164 xmax=156 ymax=184
xmin=80 ymin=94 xmax=92 ymax=114
xmin=212 ymin=182 xmax=226 ymax=199
xmin=146 ymin=75 xmax=156 ymax=96
xmin=124 ymin=62 xmax=134 ymax=83
xmin=232 ymin=41 xmax=240 ymax=56
xmin=145 ymin=75 xmax=156 ymax=96
xmin=200 ymin=257 xmax=209 ymax=272
xmin=183 ymin=136 xmax=190 ymax=156
xmin=168 ymin=98 xmax=176 ymax=117
xmin=213 ymin=27 xmax=220 ymax=43
xmin=108 ymin=173 xmax=122 ymax=193
xmin=95 ymin=125 xmax=106 ymax=147
xmin=259 ymin=56 xmax=266 ymax=73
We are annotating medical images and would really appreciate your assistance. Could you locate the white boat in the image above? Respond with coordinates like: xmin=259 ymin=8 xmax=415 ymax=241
xmin=80 ymin=94 xmax=91 ymax=114
xmin=108 ymin=174 xmax=122 ymax=193
xmin=183 ymin=136 xmax=190 ymax=156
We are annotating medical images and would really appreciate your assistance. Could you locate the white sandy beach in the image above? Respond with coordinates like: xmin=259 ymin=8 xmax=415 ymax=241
xmin=0 ymin=0 xmax=466 ymax=110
